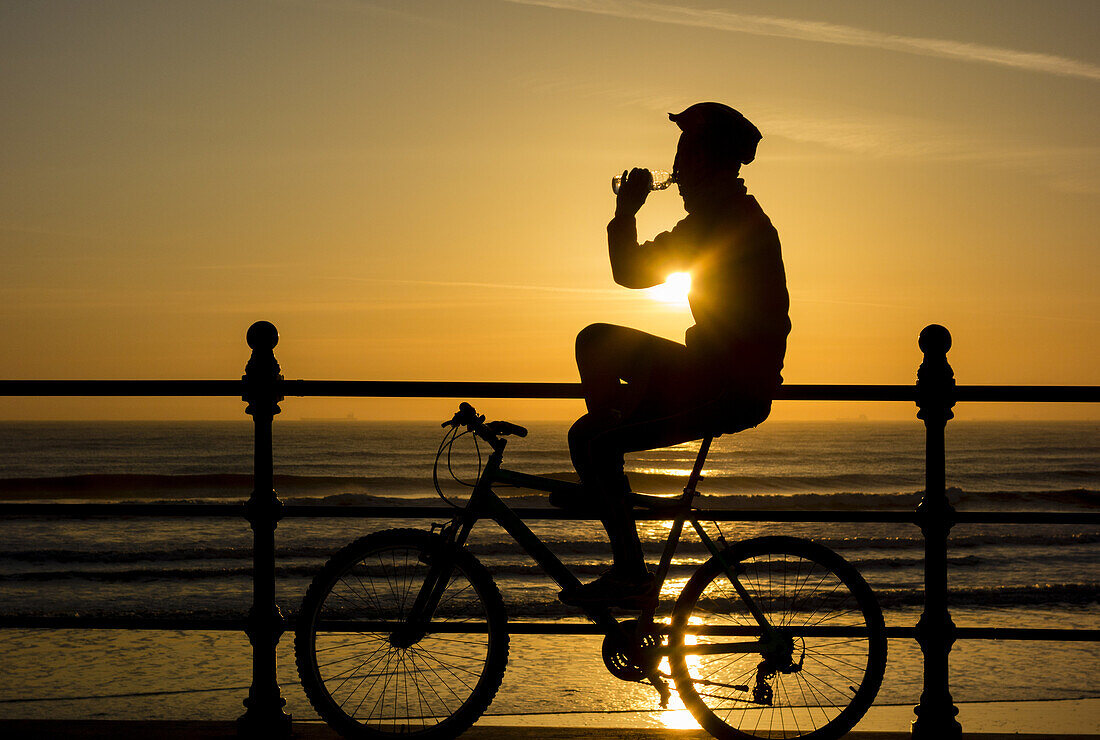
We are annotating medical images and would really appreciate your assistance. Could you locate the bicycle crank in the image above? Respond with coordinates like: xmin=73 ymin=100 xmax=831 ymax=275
xmin=601 ymin=619 xmax=660 ymax=681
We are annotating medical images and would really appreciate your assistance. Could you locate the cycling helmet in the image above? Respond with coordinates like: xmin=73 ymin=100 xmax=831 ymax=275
xmin=669 ymin=102 xmax=762 ymax=165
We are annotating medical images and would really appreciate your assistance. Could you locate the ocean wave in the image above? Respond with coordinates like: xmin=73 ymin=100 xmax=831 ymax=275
xmin=1 ymin=532 xmax=1095 ymax=566
xmin=432 ymin=582 xmax=1100 ymax=615
xmin=5 ymin=546 xmax=1097 ymax=583
xmin=805 ymin=531 xmax=1100 ymax=551
xmin=5 ymin=583 xmax=1092 ymax=622
xmin=873 ymin=583 xmax=1099 ymax=608
xmin=527 ymin=469 xmax=1099 ymax=493
xmin=0 ymin=564 xmax=325 ymax=582
xmin=3 ymin=470 xmax=1096 ymax=505
xmin=0 ymin=473 xmax=429 ymax=500
xmin=0 ymin=545 xmax=332 ymax=564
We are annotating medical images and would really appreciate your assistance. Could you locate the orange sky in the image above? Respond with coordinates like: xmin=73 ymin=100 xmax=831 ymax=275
xmin=1 ymin=1 xmax=1097 ymax=420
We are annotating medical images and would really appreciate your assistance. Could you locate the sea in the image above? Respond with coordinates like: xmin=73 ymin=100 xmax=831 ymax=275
xmin=0 ymin=418 xmax=1096 ymax=725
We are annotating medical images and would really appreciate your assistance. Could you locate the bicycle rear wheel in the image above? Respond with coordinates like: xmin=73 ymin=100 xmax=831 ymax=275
xmin=669 ymin=536 xmax=886 ymax=740
xmin=295 ymin=528 xmax=509 ymax=739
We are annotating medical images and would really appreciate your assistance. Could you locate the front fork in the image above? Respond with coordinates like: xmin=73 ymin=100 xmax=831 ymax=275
xmin=402 ymin=446 xmax=500 ymax=642
xmin=390 ymin=521 xmax=462 ymax=647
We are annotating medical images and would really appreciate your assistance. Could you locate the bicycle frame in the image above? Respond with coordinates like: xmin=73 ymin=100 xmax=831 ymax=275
xmin=298 ymin=412 xmax=886 ymax=738
xmin=411 ymin=433 xmax=781 ymax=660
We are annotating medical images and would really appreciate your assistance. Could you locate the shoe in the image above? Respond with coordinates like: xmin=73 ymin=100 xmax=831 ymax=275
xmin=559 ymin=570 xmax=656 ymax=609
xmin=548 ymin=487 xmax=591 ymax=510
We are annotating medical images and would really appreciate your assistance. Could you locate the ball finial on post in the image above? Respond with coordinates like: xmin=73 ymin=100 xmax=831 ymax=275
xmin=918 ymin=324 xmax=951 ymax=357
xmin=243 ymin=321 xmax=283 ymax=418
xmin=247 ymin=321 xmax=279 ymax=352
xmin=916 ymin=324 xmax=955 ymax=424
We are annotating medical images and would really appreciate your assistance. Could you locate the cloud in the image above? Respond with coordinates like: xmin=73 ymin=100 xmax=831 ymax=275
xmin=513 ymin=76 xmax=1100 ymax=193
xmin=502 ymin=0 xmax=1100 ymax=81
xmin=327 ymin=276 xmax=625 ymax=296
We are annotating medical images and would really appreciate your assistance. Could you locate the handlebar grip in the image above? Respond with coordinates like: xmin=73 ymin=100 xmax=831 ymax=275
xmin=487 ymin=420 xmax=528 ymax=438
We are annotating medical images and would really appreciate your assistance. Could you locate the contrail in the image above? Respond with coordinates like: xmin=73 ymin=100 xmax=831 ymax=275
xmin=501 ymin=0 xmax=1100 ymax=81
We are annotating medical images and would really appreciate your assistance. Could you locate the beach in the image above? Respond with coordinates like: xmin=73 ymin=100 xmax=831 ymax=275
xmin=1 ymin=629 xmax=1097 ymax=735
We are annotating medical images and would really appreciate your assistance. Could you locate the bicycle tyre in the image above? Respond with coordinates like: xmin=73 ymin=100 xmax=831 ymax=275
xmin=295 ymin=528 xmax=509 ymax=739
xmin=669 ymin=536 xmax=886 ymax=740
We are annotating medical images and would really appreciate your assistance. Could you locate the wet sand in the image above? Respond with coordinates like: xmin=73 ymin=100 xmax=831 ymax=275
xmin=1 ymin=630 xmax=1096 ymax=736
xmin=0 ymin=720 xmax=1097 ymax=739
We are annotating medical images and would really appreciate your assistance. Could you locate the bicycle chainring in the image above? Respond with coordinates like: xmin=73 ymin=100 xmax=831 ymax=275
xmin=601 ymin=619 xmax=660 ymax=681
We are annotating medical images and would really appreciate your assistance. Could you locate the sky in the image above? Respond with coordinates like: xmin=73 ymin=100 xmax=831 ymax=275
xmin=0 ymin=0 xmax=1097 ymax=420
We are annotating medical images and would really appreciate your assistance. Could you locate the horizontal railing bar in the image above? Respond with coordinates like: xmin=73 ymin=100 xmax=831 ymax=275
xmin=1 ymin=618 xmax=1094 ymax=642
xmin=953 ymin=512 xmax=1100 ymax=525
xmin=0 ymin=379 xmax=1095 ymax=402
xmin=0 ymin=380 xmax=243 ymax=397
xmin=279 ymin=505 xmax=921 ymax=523
xmin=781 ymin=384 xmax=916 ymax=401
xmin=282 ymin=381 xmax=925 ymax=401
xmin=2 ymin=503 xmax=1096 ymax=525
xmin=953 ymin=385 xmax=1100 ymax=403
xmin=284 ymin=380 xmax=583 ymax=399
xmin=0 ymin=503 xmax=244 ymax=517
xmin=0 ymin=503 xmax=918 ymax=523
xmin=952 ymin=627 xmax=1100 ymax=641
xmin=314 ymin=622 xmax=874 ymax=638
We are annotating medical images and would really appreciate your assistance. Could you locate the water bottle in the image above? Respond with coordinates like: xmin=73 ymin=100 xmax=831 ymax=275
xmin=611 ymin=169 xmax=675 ymax=194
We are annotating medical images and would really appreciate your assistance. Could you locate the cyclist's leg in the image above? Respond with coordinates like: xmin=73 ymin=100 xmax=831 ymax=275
xmin=567 ymin=411 xmax=647 ymax=580
xmin=576 ymin=393 xmax=770 ymax=580
xmin=570 ymin=323 xmax=691 ymax=485
xmin=574 ymin=323 xmax=689 ymax=415
xmin=570 ymin=325 xmax=691 ymax=580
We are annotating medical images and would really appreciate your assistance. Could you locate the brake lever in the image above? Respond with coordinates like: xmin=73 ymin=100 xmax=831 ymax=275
xmin=442 ymin=402 xmax=480 ymax=429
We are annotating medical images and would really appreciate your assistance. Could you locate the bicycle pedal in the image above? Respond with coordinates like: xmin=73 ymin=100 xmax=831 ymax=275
xmin=648 ymin=674 xmax=671 ymax=708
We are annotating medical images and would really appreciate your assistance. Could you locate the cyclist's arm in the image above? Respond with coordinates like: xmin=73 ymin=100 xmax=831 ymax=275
xmin=607 ymin=216 xmax=690 ymax=289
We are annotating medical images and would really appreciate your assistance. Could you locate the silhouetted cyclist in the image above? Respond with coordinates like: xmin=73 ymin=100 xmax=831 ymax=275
xmin=561 ymin=103 xmax=790 ymax=607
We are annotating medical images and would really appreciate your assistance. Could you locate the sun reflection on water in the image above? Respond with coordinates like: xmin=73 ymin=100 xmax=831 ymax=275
xmin=656 ymin=615 xmax=702 ymax=730
xmin=631 ymin=467 xmax=696 ymax=476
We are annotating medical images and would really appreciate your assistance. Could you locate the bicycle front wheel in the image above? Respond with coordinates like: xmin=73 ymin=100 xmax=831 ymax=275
xmin=669 ymin=536 xmax=886 ymax=740
xmin=295 ymin=528 xmax=509 ymax=739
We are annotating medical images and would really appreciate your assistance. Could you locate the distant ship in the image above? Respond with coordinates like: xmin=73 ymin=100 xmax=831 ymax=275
xmin=299 ymin=413 xmax=358 ymax=421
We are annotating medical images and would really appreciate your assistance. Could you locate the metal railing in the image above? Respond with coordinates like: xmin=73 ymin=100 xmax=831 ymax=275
xmin=0 ymin=320 xmax=1097 ymax=739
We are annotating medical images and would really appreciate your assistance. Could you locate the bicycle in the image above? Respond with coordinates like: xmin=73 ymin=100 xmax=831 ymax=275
xmin=295 ymin=402 xmax=887 ymax=739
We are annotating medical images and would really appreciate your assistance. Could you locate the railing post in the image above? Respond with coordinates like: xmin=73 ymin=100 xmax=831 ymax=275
xmin=912 ymin=324 xmax=961 ymax=739
xmin=238 ymin=321 xmax=292 ymax=738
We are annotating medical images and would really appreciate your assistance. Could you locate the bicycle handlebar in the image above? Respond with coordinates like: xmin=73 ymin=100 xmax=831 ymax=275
xmin=442 ymin=402 xmax=527 ymax=442
xmin=487 ymin=420 xmax=528 ymax=438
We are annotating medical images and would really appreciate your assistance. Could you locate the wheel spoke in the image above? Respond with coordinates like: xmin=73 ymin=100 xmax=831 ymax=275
xmin=297 ymin=534 xmax=508 ymax=738
xmin=669 ymin=539 xmax=885 ymax=739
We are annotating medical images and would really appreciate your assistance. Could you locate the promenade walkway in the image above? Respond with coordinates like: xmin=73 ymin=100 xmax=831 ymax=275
xmin=2 ymin=722 xmax=1096 ymax=740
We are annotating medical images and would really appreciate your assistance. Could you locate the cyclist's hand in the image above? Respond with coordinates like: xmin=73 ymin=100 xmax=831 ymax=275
xmin=615 ymin=168 xmax=651 ymax=218
xmin=442 ymin=402 xmax=475 ymax=428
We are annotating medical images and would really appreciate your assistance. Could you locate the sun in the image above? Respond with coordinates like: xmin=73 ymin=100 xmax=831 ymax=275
xmin=647 ymin=272 xmax=691 ymax=306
